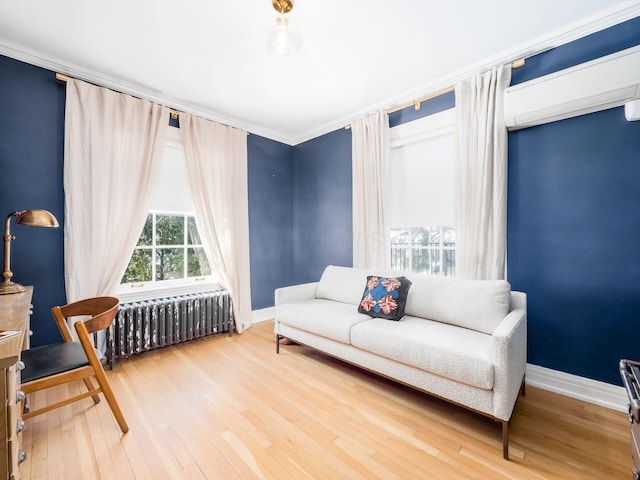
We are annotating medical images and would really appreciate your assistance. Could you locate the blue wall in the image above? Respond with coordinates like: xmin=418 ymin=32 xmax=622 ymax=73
xmin=512 ymin=16 xmax=640 ymax=85
xmin=389 ymin=91 xmax=455 ymax=127
xmin=508 ymin=108 xmax=640 ymax=384
xmin=248 ymin=134 xmax=294 ymax=309
xmin=0 ymin=55 xmax=66 ymax=346
xmin=507 ymin=15 xmax=640 ymax=384
xmin=292 ymin=129 xmax=353 ymax=284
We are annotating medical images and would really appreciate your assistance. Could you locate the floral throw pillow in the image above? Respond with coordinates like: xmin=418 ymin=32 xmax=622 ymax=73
xmin=358 ymin=275 xmax=412 ymax=321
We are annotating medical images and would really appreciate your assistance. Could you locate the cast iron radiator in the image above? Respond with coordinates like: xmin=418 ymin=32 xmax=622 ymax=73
xmin=107 ymin=290 xmax=233 ymax=366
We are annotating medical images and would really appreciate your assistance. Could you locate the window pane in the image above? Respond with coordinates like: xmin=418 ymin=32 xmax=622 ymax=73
xmin=443 ymin=249 xmax=456 ymax=276
xmin=137 ymin=215 xmax=153 ymax=246
xmin=391 ymin=226 xmax=455 ymax=276
xmin=156 ymin=215 xmax=184 ymax=245
xmin=443 ymin=226 xmax=456 ymax=246
xmin=187 ymin=247 xmax=211 ymax=277
xmin=414 ymin=245 xmax=437 ymax=274
xmin=187 ymin=216 xmax=201 ymax=245
xmin=155 ymin=248 xmax=184 ymax=281
xmin=391 ymin=229 xmax=410 ymax=271
xmin=122 ymin=249 xmax=152 ymax=283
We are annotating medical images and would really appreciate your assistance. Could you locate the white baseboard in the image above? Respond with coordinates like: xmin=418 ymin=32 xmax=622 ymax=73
xmin=252 ymin=307 xmax=275 ymax=324
xmin=526 ymin=363 xmax=627 ymax=412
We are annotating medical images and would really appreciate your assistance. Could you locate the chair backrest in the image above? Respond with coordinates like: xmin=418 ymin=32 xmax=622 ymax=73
xmin=52 ymin=296 xmax=120 ymax=342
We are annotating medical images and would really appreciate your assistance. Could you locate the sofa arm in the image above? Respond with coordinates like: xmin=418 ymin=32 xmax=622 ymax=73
xmin=274 ymin=282 xmax=318 ymax=338
xmin=490 ymin=307 xmax=527 ymax=421
xmin=275 ymin=282 xmax=318 ymax=306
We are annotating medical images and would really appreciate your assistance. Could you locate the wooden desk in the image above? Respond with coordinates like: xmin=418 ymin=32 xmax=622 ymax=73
xmin=0 ymin=287 xmax=32 ymax=480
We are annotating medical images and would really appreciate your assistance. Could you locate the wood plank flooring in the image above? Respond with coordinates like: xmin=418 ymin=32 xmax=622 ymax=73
xmin=20 ymin=320 xmax=631 ymax=479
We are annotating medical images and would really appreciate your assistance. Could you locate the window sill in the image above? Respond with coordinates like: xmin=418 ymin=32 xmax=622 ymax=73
xmin=116 ymin=281 xmax=223 ymax=304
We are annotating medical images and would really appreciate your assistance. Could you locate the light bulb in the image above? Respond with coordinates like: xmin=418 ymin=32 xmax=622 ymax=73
xmin=266 ymin=16 xmax=303 ymax=55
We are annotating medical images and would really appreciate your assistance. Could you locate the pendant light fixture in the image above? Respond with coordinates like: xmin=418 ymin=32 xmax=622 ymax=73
xmin=266 ymin=0 xmax=303 ymax=55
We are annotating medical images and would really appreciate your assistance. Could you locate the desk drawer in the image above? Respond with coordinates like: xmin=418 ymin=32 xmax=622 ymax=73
xmin=6 ymin=361 xmax=25 ymax=479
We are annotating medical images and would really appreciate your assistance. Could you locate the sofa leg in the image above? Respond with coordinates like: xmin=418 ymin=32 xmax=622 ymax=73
xmin=276 ymin=334 xmax=281 ymax=354
xmin=502 ymin=420 xmax=509 ymax=460
xmin=521 ymin=376 xmax=526 ymax=397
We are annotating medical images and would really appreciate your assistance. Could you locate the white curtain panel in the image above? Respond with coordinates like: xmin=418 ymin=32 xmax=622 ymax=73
xmin=64 ymin=79 xmax=169 ymax=303
xmin=352 ymin=111 xmax=391 ymax=269
xmin=455 ymin=64 xmax=512 ymax=280
xmin=180 ymin=113 xmax=251 ymax=333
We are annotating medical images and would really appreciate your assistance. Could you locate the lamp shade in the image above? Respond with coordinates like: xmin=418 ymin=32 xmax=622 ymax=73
xmin=15 ymin=209 xmax=59 ymax=228
xmin=1 ymin=209 xmax=59 ymax=294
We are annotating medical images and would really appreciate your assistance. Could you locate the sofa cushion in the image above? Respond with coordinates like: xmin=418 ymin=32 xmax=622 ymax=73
xmin=276 ymin=299 xmax=371 ymax=344
xmin=358 ymin=275 xmax=412 ymax=321
xmin=403 ymin=274 xmax=511 ymax=335
xmin=316 ymin=265 xmax=396 ymax=305
xmin=350 ymin=316 xmax=494 ymax=390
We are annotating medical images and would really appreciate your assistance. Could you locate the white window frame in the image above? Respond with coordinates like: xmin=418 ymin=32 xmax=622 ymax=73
xmin=390 ymin=108 xmax=455 ymax=148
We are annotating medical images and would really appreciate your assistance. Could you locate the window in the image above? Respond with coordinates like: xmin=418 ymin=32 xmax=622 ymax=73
xmin=122 ymin=213 xmax=211 ymax=283
xmin=118 ymin=126 xmax=216 ymax=300
xmin=389 ymin=109 xmax=456 ymax=275
xmin=391 ymin=227 xmax=455 ymax=275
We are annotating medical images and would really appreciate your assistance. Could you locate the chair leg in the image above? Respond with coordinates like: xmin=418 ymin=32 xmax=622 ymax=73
xmin=82 ymin=377 xmax=101 ymax=404
xmin=91 ymin=364 xmax=129 ymax=433
xmin=276 ymin=334 xmax=281 ymax=354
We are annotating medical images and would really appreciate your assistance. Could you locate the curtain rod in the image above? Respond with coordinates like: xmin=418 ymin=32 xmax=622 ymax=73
xmin=57 ymin=57 xmax=525 ymax=128
xmin=345 ymin=58 xmax=525 ymax=129
xmin=56 ymin=72 xmax=181 ymax=120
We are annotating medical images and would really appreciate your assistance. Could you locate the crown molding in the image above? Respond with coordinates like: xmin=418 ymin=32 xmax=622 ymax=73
xmin=1 ymin=1 xmax=639 ymax=147
xmin=0 ymin=39 xmax=296 ymax=146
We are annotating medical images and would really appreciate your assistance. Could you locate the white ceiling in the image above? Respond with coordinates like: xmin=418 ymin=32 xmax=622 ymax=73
xmin=1 ymin=0 xmax=639 ymax=145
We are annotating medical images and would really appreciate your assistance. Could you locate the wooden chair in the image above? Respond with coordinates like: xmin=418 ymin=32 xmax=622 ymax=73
xmin=20 ymin=296 xmax=129 ymax=433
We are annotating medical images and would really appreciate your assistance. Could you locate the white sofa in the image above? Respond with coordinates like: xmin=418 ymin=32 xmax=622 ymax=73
xmin=274 ymin=265 xmax=527 ymax=459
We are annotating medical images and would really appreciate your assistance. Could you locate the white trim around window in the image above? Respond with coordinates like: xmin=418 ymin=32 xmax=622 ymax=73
xmin=116 ymin=279 xmax=222 ymax=304
xmin=390 ymin=108 xmax=455 ymax=147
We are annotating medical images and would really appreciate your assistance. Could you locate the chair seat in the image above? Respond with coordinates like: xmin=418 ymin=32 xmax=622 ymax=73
xmin=22 ymin=343 xmax=103 ymax=383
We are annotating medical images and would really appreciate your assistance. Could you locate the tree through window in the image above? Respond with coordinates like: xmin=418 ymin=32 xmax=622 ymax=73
xmin=122 ymin=213 xmax=211 ymax=284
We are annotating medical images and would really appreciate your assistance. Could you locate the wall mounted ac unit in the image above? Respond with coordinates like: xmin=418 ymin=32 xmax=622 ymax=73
xmin=504 ymin=44 xmax=640 ymax=130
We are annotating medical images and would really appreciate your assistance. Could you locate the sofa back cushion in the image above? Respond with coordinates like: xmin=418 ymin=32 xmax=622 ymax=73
xmin=316 ymin=265 xmax=394 ymax=305
xmin=403 ymin=274 xmax=511 ymax=335
xmin=316 ymin=265 xmax=511 ymax=335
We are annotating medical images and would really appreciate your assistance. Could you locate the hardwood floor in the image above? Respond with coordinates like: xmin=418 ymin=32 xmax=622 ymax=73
xmin=21 ymin=320 xmax=631 ymax=479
